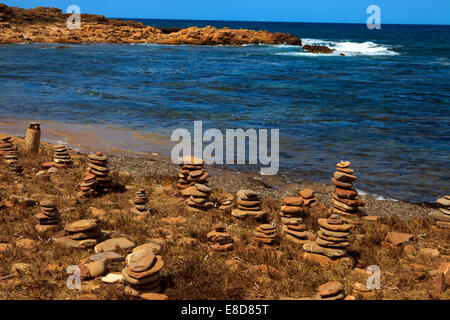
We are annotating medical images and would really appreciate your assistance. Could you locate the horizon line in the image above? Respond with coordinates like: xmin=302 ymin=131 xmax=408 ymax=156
xmin=114 ymin=16 xmax=450 ymax=27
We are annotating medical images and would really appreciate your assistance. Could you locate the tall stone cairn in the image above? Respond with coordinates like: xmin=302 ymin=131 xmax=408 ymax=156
xmin=331 ymin=161 xmax=365 ymax=219
xmin=177 ymin=155 xmax=208 ymax=190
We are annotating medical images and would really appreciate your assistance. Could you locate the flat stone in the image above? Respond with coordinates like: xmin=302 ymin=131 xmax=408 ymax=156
xmin=101 ymin=272 xmax=124 ymax=284
xmin=236 ymin=189 xmax=259 ymax=200
xmin=419 ymin=248 xmax=440 ymax=258
xmin=299 ymin=189 xmax=314 ymax=199
xmin=94 ymin=238 xmax=135 ymax=253
xmin=85 ymin=261 xmax=106 ymax=278
xmin=65 ymin=219 xmax=98 ymax=233
xmin=283 ymin=197 xmax=303 ymax=206
xmin=231 ymin=209 xmax=266 ymax=219
xmin=333 ymin=171 xmax=356 ymax=183
xmin=140 ymin=293 xmax=168 ymax=300
xmin=319 ymin=227 xmax=350 ymax=238
xmin=281 ymin=205 xmax=302 ymax=215
xmin=303 ymin=241 xmax=346 ymax=258
xmin=126 ymin=249 xmax=156 ymax=272
xmin=318 ymin=218 xmax=352 ymax=232
xmin=89 ymin=251 xmax=124 ymax=263
xmin=15 ymin=238 xmax=36 ymax=249
xmin=331 ymin=178 xmax=353 ymax=189
xmin=429 ymin=210 xmax=450 ymax=222
xmin=133 ymin=242 xmax=161 ymax=255
xmin=436 ymin=197 xmax=450 ymax=207
xmin=334 ymin=187 xmax=358 ymax=198
xmin=386 ymin=233 xmax=414 ymax=246
xmin=318 ymin=281 xmax=344 ymax=298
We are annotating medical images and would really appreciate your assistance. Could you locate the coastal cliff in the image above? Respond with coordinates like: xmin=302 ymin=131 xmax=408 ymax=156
xmin=0 ymin=4 xmax=302 ymax=46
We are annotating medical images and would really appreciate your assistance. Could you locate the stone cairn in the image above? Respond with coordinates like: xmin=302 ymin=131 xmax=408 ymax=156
xmin=207 ymin=222 xmax=234 ymax=251
xmin=34 ymin=199 xmax=61 ymax=233
xmin=79 ymin=152 xmax=114 ymax=197
xmin=182 ymin=183 xmax=214 ymax=212
xmin=299 ymin=189 xmax=316 ymax=206
xmin=303 ymin=214 xmax=352 ymax=263
xmin=130 ymin=189 xmax=149 ymax=215
xmin=429 ymin=196 xmax=450 ymax=229
xmin=253 ymin=224 xmax=277 ymax=248
xmin=122 ymin=248 xmax=164 ymax=296
xmin=177 ymin=155 xmax=208 ymax=190
xmin=280 ymin=196 xmax=311 ymax=244
xmin=0 ymin=136 xmax=18 ymax=162
xmin=53 ymin=144 xmax=73 ymax=165
xmin=331 ymin=161 xmax=365 ymax=219
xmin=60 ymin=219 xmax=104 ymax=248
xmin=218 ymin=193 xmax=234 ymax=210
xmin=231 ymin=190 xmax=266 ymax=219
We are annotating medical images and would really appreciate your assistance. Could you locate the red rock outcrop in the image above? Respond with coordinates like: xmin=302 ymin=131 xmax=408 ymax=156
xmin=0 ymin=4 xmax=302 ymax=46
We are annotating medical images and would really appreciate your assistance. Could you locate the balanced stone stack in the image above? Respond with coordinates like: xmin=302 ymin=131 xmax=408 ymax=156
xmin=331 ymin=161 xmax=365 ymax=218
xmin=207 ymin=222 xmax=234 ymax=251
xmin=279 ymin=196 xmax=311 ymax=244
xmin=87 ymin=152 xmax=114 ymax=193
xmin=130 ymin=189 xmax=149 ymax=215
xmin=299 ymin=189 xmax=316 ymax=206
xmin=177 ymin=155 xmax=208 ymax=190
xmin=429 ymin=196 xmax=450 ymax=228
xmin=253 ymin=224 xmax=277 ymax=247
xmin=231 ymin=190 xmax=266 ymax=219
xmin=61 ymin=219 xmax=104 ymax=248
xmin=218 ymin=193 xmax=234 ymax=210
xmin=79 ymin=172 xmax=96 ymax=198
xmin=0 ymin=136 xmax=18 ymax=163
xmin=34 ymin=199 xmax=61 ymax=233
xmin=53 ymin=144 xmax=73 ymax=165
xmin=122 ymin=248 xmax=164 ymax=296
xmin=182 ymin=184 xmax=214 ymax=212
xmin=303 ymin=214 xmax=352 ymax=262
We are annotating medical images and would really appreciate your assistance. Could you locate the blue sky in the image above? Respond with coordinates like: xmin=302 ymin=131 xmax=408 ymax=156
xmin=3 ymin=0 xmax=449 ymax=24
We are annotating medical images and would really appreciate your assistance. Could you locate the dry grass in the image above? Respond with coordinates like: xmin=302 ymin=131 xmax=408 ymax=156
xmin=0 ymin=135 xmax=449 ymax=300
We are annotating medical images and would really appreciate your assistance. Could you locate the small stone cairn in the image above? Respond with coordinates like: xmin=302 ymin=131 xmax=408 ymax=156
xmin=279 ymin=196 xmax=310 ymax=244
xmin=79 ymin=172 xmax=96 ymax=198
xmin=231 ymin=190 xmax=266 ymax=219
xmin=253 ymin=224 xmax=277 ymax=247
xmin=429 ymin=195 xmax=450 ymax=228
xmin=182 ymin=183 xmax=214 ymax=212
xmin=53 ymin=144 xmax=73 ymax=165
xmin=303 ymin=214 xmax=352 ymax=264
xmin=130 ymin=189 xmax=149 ymax=215
xmin=218 ymin=193 xmax=234 ymax=210
xmin=0 ymin=136 xmax=18 ymax=162
xmin=34 ymin=199 xmax=61 ymax=233
xmin=331 ymin=161 xmax=365 ymax=219
xmin=55 ymin=219 xmax=104 ymax=248
xmin=122 ymin=248 xmax=164 ymax=296
xmin=87 ymin=152 xmax=114 ymax=192
xmin=207 ymin=222 xmax=234 ymax=251
xmin=177 ymin=155 xmax=208 ymax=190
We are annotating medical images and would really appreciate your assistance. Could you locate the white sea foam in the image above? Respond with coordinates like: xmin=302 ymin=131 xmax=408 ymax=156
xmin=275 ymin=38 xmax=399 ymax=57
xmin=356 ymin=189 xmax=399 ymax=201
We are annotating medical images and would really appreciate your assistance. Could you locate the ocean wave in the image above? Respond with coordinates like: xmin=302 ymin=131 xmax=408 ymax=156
xmin=356 ymin=189 xmax=399 ymax=201
xmin=276 ymin=38 xmax=399 ymax=57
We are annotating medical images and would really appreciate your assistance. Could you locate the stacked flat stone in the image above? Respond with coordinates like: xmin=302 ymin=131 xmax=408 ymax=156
xmin=429 ymin=196 xmax=450 ymax=227
xmin=34 ymin=199 xmax=61 ymax=233
xmin=53 ymin=144 xmax=73 ymax=165
xmin=303 ymin=214 xmax=352 ymax=261
xmin=253 ymin=224 xmax=277 ymax=247
xmin=122 ymin=248 xmax=164 ymax=295
xmin=130 ymin=189 xmax=149 ymax=215
xmin=218 ymin=193 xmax=234 ymax=210
xmin=279 ymin=196 xmax=310 ymax=244
xmin=331 ymin=161 xmax=365 ymax=218
xmin=177 ymin=155 xmax=208 ymax=190
xmin=79 ymin=172 xmax=96 ymax=198
xmin=0 ymin=136 xmax=18 ymax=163
xmin=182 ymin=183 xmax=214 ymax=212
xmin=87 ymin=152 xmax=114 ymax=192
xmin=63 ymin=219 xmax=104 ymax=248
xmin=207 ymin=222 xmax=234 ymax=251
xmin=299 ymin=189 xmax=316 ymax=206
xmin=231 ymin=190 xmax=266 ymax=219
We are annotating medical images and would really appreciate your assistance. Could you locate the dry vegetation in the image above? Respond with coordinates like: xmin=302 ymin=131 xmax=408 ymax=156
xmin=0 ymin=134 xmax=449 ymax=300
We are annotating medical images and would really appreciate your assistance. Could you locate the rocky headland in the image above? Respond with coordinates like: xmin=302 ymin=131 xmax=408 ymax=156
xmin=0 ymin=4 xmax=302 ymax=46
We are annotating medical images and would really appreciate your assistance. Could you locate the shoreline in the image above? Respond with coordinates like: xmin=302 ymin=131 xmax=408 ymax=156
xmin=0 ymin=125 xmax=436 ymax=221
